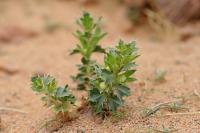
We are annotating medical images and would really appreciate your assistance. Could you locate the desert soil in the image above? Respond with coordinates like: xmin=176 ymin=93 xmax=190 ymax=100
xmin=0 ymin=0 xmax=200 ymax=133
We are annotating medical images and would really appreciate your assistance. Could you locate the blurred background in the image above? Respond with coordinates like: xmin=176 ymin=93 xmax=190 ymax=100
xmin=1 ymin=0 xmax=200 ymax=76
xmin=0 ymin=0 xmax=200 ymax=132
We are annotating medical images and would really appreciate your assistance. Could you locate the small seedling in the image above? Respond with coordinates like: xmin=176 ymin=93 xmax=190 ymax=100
xmin=31 ymin=75 xmax=76 ymax=114
xmin=154 ymin=69 xmax=166 ymax=83
xmin=44 ymin=19 xmax=65 ymax=33
xmin=70 ymin=12 xmax=107 ymax=90
xmin=89 ymin=40 xmax=138 ymax=116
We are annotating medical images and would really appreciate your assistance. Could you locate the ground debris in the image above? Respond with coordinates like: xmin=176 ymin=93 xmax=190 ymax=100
xmin=140 ymin=100 xmax=187 ymax=118
xmin=0 ymin=106 xmax=27 ymax=114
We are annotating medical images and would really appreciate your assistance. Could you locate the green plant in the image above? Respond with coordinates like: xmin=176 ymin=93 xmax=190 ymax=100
xmin=89 ymin=40 xmax=138 ymax=115
xmin=70 ymin=12 xmax=107 ymax=90
xmin=31 ymin=75 xmax=76 ymax=113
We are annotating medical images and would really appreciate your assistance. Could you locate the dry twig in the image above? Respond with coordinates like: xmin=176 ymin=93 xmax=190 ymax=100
xmin=0 ymin=107 xmax=27 ymax=114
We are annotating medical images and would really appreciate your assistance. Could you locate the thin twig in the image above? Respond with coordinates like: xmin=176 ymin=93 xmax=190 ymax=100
xmin=141 ymin=100 xmax=182 ymax=117
xmin=194 ymin=90 xmax=200 ymax=98
xmin=157 ymin=112 xmax=200 ymax=117
xmin=0 ymin=107 xmax=27 ymax=114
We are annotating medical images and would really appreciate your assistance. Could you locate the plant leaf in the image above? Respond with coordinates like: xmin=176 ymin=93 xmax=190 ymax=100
xmin=108 ymin=96 xmax=123 ymax=112
xmin=115 ymin=85 xmax=130 ymax=98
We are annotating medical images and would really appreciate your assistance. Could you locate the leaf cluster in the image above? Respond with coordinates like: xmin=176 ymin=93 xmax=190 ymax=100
xmin=71 ymin=12 xmax=106 ymax=60
xmin=71 ymin=12 xmax=107 ymax=90
xmin=89 ymin=40 xmax=138 ymax=114
xmin=31 ymin=75 xmax=75 ymax=113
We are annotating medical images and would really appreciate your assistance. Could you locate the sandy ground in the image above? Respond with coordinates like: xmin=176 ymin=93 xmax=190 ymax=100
xmin=0 ymin=0 xmax=200 ymax=133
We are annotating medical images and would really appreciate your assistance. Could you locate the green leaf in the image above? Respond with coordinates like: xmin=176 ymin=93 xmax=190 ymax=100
xmin=92 ymin=64 xmax=104 ymax=77
xmin=121 ymin=62 xmax=136 ymax=71
xmin=95 ymin=95 xmax=105 ymax=113
xmin=55 ymin=86 xmax=70 ymax=98
xmin=122 ymin=70 xmax=136 ymax=78
xmin=126 ymin=77 xmax=137 ymax=82
xmin=108 ymin=96 xmax=123 ymax=112
xmin=93 ymin=45 xmax=105 ymax=53
xmin=31 ymin=75 xmax=57 ymax=94
xmin=115 ymin=85 xmax=130 ymax=98
xmin=89 ymin=88 xmax=101 ymax=102
xmin=81 ymin=57 xmax=90 ymax=64
xmin=89 ymin=88 xmax=105 ymax=113
xmin=80 ymin=12 xmax=94 ymax=31
xmin=70 ymin=48 xmax=80 ymax=55
xmin=101 ymin=69 xmax=113 ymax=84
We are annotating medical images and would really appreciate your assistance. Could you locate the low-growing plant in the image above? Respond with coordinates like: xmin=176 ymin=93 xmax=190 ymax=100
xmin=70 ymin=12 xmax=107 ymax=90
xmin=31 ymin=75 xmax=76 ymax=114
xmin=89 ymin=40 xmax=138 ymax=116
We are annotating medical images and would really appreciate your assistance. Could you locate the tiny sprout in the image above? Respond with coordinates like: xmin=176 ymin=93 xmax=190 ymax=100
xmin=154 ymin=69 xmax=166 ymax=83
xmin=31 ymin=75 xmax=76 ymax=114
xmin=44 ymin=19 xmax=63 ymax=33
